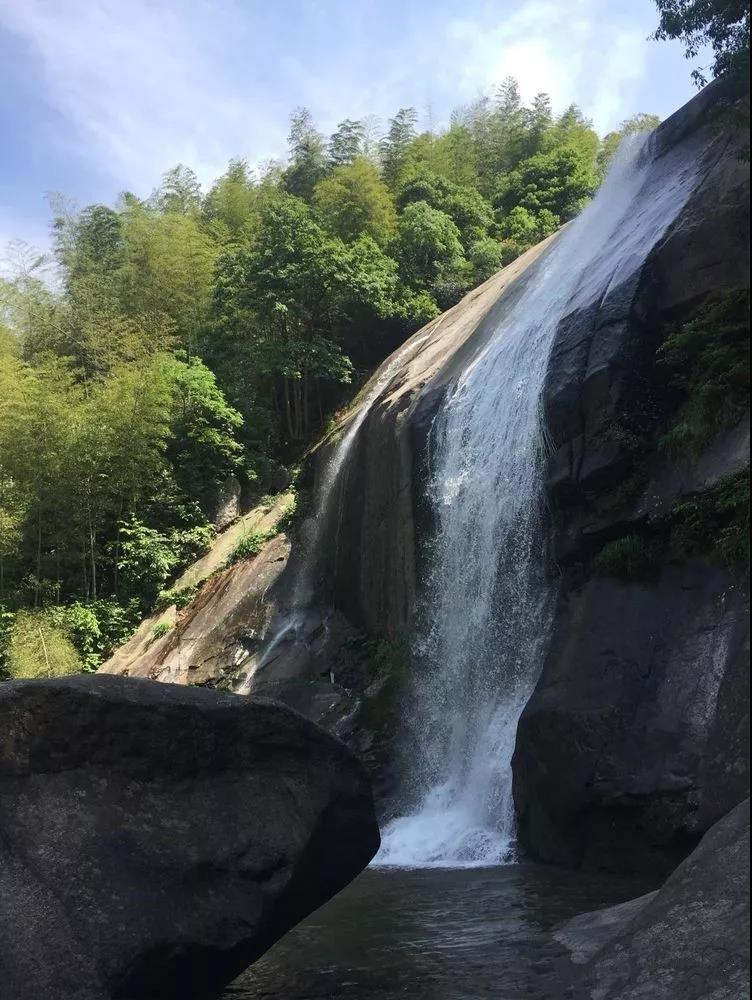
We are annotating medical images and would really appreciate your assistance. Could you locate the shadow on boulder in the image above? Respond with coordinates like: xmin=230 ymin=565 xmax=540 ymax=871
xmin=0 ymin=675 xmax=380 ymax=1000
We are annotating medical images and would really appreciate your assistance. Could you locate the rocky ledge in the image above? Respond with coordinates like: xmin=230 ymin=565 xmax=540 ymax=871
xmin=0 ymin=675 xmax=379 ymax=1000
xmin=556 ymin=799 xmax=750 ymax=999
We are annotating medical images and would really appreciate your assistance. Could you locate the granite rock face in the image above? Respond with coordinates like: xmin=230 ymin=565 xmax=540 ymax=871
xmin=559 ymin=799 xmax=750 ymax=999
xmin=0 ymin=675 xmax=379 ymax=1000
xmin=513 ymin=77 xmax=750 ymax=875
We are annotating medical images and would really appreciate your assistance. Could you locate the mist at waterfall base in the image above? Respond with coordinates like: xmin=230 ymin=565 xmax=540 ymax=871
xmin=376 ymin=133 xmax=699 ymax=869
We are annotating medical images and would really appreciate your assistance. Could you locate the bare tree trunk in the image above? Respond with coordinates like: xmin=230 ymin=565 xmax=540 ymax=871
xmin=316 ymin=377 xmax=324 ymax=428
xmin=35 ymin=512 xmax=42 ymax=608
xmin=303 ymin=369 xmax=310 ymax=438
xmin=39 ymin=626 xmax=51 ymax=677
xmin=87 ymin=500 xmax=97 ymax=599
xmin=283 ymin=378 xmax=294 ymax=440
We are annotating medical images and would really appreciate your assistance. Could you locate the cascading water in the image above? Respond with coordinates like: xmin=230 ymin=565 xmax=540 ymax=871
xmin=377 ymin=133 xmax=700 ymax=868
xmin=291 ymin=332 xmax=431 ymax=610
xmin=238 ymin=333 xmax=429 ymax=695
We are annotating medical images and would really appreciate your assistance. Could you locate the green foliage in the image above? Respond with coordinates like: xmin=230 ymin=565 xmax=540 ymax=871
xmin=658 ymin=289 xmax=750 ymax=455
xmin=284 ymin=107 xmax=328 ymax=200
xmin=203 ymin=158 xmax=257 ymax=239
xmin=381 ymin=108 xmax=419 ymax=186
xmin=167 ymin=355 xmax=244 ymax=496
xmin=1 ymin=76 xmax=662 ymax=675
xmin=225 ymin=531 xmax=269 ymax=566
xmin=116 ymin=518 xmax=179 ymax=602
xmin=396 ymin=168 xmax=495 ymax=249
xmin=494 ymin=145 xmax=598 ymax=223
xmin=157 ymin=585 xmax=198 ymax=611
xmin=314 ymin=158 xmax=397 ymax=245
xmin=274 ymin=486 xmax=309 ymax=537
xmin=4 ymin=611 xmax=82 ymax=679
xmin=151 ymin=620 xmax=172 ymax=641
xmin=469 ymin=237 xmax=506 ymax=283
xmin=671 ymin=469 xmax=750 ymax=568
xmin=652 ymin=0 xmax=751 ymax=85
xmin=328 ymin=119 xmax=366 ymax=166
xmin=46 ymin=599 xmax=140 ymax=671
xmin=592 ymin=534 xmax=664 ymax=581
xmin=396 ymin=201 xmax=468 ymax=300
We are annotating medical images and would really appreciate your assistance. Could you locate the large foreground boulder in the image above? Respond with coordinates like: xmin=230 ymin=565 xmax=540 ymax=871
xmin=0 ymin=675 xmax=380 ymax=1000
xmin=556 ymin=799 xmax=750 ymax=999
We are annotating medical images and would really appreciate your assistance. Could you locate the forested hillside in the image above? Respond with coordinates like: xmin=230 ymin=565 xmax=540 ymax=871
xmin=0 ymin=81 xmax=657 ymax=677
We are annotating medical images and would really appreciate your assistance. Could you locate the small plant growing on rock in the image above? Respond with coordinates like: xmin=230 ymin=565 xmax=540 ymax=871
xmin=658 ymin=290 xmax=750 ymax=456
xmin=156 ymin=586 xmax=198 ymax=612
xmin=151 ymin=621 xmax=172 ymax=641
xmin=671 ymin=469 xmax=750 ymax=569
xmin=225 ymin=531 xmax=267 ymax=567
xmin=591 ymin=534 xmax=663 ymax=581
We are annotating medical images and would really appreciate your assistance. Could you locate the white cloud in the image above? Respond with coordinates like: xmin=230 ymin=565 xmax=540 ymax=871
xmin=0 ymin=0 xmax=288 ymax=195
xmin=441 ymin=1 xmax=653 ymax=131
xmin=0 ymin=0 xmax=703 ymax=248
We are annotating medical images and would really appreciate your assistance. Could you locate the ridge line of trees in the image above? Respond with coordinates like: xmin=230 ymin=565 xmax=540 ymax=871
xmin=6 ymin=54 xmax=719 ymax=677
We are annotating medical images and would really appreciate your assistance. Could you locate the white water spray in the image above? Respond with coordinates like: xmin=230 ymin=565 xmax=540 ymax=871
xmin=377 ymin=134 xmax=700 ymax=868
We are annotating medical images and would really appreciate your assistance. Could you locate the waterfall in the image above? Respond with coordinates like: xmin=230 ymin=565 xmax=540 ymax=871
xmin=238 ymin=333 xmax=429 ymax=695
xmin=291 ymin=332 xmax=431 ymax=610
xmin=376 ymin=133 xmax=699 ymax=868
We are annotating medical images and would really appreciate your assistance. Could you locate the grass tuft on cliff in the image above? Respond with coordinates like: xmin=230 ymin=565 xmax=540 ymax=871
xmin=671 ymin=468 xmax=750 ymax=569
xmin=592 ymin=534 xmax=664 ymax=581
xmin=658 ymin=289 xmax=750 ymax=456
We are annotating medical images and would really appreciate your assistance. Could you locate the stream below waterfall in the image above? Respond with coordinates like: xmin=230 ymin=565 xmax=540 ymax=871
xmin=223 ymin=866 xmax=650 ymax=1000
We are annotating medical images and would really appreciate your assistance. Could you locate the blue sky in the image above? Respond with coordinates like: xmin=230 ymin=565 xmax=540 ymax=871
xmin=0 ymin=0 xmax=707 ymax=262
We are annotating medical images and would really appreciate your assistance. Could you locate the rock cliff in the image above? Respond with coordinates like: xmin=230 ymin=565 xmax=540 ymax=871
xmin=557 ymin=799 xmax=750 ymax=999
xmin=100 ymin=79 xmax=749 ymax=869
xmin=513 ymin=77 xmax=750 ymax=875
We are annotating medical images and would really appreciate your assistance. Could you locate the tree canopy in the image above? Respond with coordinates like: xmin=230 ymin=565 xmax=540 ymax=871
xmin=653 ymin=0 xmax=750 ymax=85
xmin=0 ymin=77 xmax=662 ymax=678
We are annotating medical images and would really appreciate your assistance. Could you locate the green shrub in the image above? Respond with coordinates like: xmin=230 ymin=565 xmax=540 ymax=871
xmin=659 ymin=290 xmax=750 ymax=456
xmin=151 ymin=621 xmax=172 ymax=641
xmin=591 ymin=534 xmax=663 ymax=581
xmin=0 ymin=599 xmax=140 ymax=675
xmin=114 ymin=514 xmax=214 ymax=606
xmin=116 ymin=518 xmax=178 ymax=603
xmin=4 ymin=611 xmax=82 ymax=679
xmin=225 ymin=531 xmax=268 ymax=567
xmin=671 ymin=469 xmax=750 ymax=569
xmin=156 ymin=585 xmax=198 ymax=611
xmin=275 ymin=488 xmax=308 ymax=536
xmin=0 ymin=606 xmax=16 ymax=679
xmin=170 ymin=523 xmax=215 ymax=564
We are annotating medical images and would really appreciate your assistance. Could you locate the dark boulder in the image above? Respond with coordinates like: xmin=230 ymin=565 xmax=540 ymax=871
xmin=0 ymin=675 xmax=380 ymax=1000
xmin=559 ymin=799 xmax=750 ymax=999
xmin=513 ymin=562 xmax=749 ymax=877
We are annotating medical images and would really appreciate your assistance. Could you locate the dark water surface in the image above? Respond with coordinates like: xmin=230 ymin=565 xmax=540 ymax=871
xmin=223 ymin=864 xmax=648 ymax=1000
